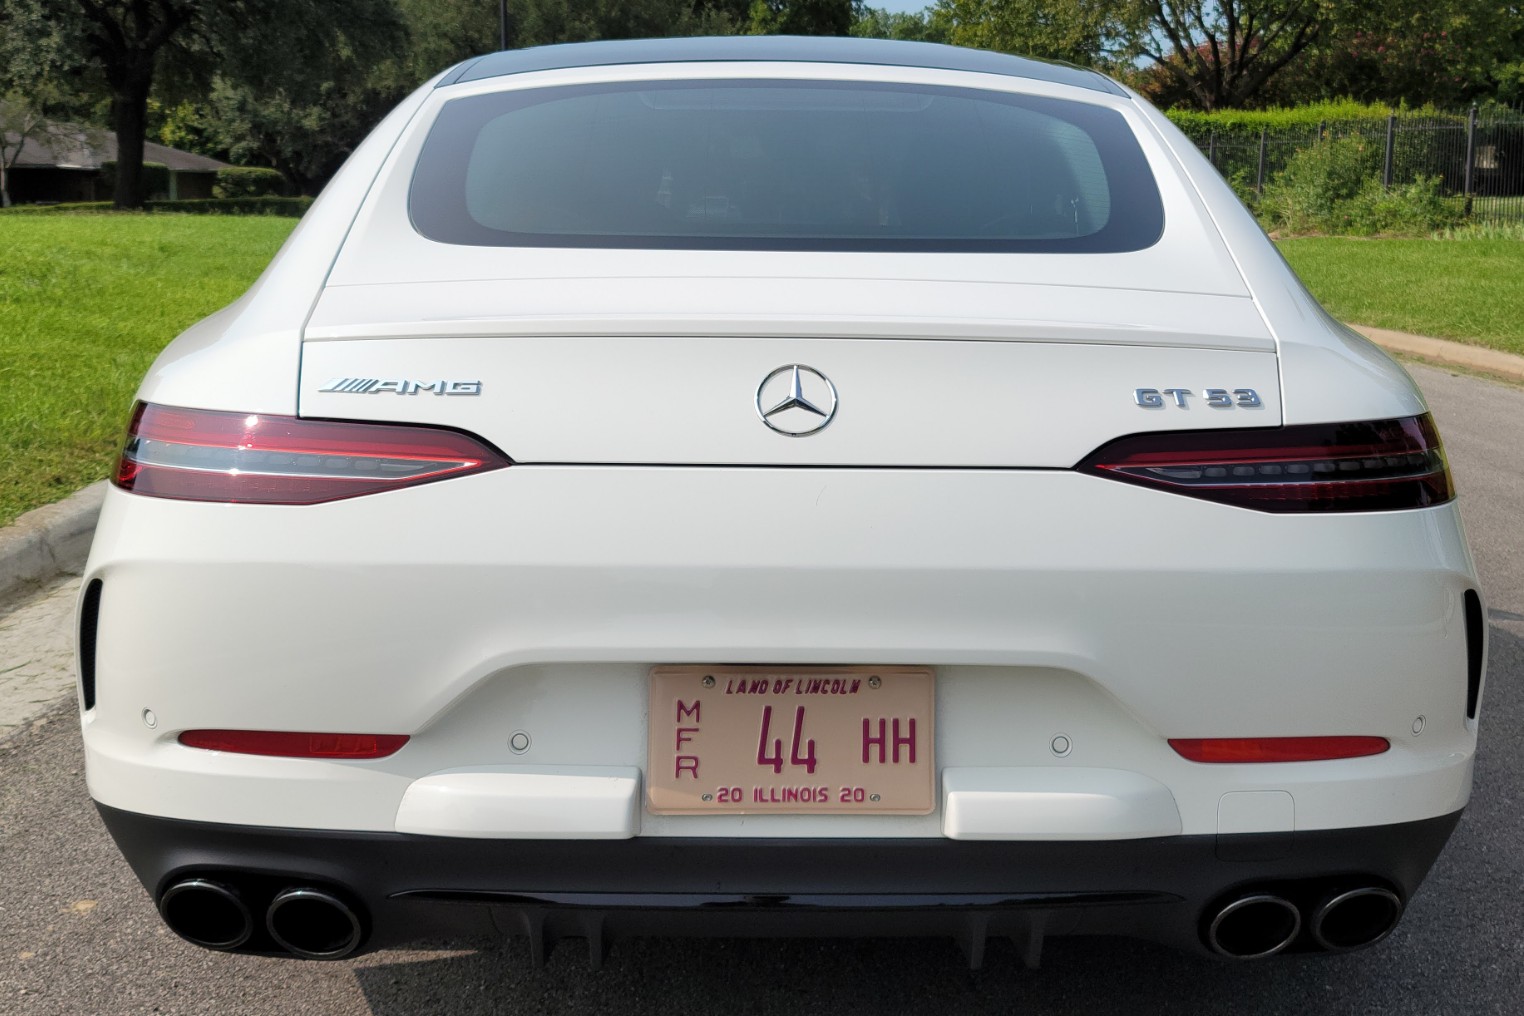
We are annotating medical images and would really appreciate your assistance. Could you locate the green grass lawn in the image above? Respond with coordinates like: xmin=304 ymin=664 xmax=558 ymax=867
xmin=0 ymin=215 xmax=296 ymax=528
xmin=1278 ymin=237 xmax=1524 ymax=356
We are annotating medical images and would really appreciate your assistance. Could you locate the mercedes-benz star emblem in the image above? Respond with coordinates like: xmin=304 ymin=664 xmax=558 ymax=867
xmin=756 ymin=364 xmax=839 ymax=437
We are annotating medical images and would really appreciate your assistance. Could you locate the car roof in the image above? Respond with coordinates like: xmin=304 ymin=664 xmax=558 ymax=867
xmin=440 ymin=36 xmax=1127 ymax=96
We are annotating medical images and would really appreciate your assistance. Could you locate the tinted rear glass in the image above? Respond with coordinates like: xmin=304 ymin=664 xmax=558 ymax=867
xmin=410 ymin=80 xmax=1164 ymax=252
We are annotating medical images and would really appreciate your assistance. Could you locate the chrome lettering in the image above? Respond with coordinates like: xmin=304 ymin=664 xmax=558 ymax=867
xmin=1135 ymin=387 xmax=1264 ymax=408
xmin=317 ymin=378 xmax=483 ymax=396
xmin=1163 ymin=388 xmax=1192 ymax=408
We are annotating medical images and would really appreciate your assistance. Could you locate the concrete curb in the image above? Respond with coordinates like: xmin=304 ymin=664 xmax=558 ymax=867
xmin=0 ymin=482 xmax=106 ymax=610
xmin=1353 ymin=325 xmax=1524 ymax=383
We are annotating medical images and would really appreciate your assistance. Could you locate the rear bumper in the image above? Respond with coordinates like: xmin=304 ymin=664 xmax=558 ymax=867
xmin=81 ymin=472 xmax=1481 ymax=838
xmin=98 ymin=802 xmax=1463 ymax=961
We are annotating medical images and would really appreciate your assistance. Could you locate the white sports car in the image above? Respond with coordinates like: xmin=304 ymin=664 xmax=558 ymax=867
xmin=80 ymin=37 xmax=1485 ymax=966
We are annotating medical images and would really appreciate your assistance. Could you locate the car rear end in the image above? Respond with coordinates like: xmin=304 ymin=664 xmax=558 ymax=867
xmin=80 ymin=39 xmax=1484 ymax=965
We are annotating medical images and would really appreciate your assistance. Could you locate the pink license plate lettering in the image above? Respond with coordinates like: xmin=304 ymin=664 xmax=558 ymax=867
xmin=647 ymin=665 xmax=935 ymax=814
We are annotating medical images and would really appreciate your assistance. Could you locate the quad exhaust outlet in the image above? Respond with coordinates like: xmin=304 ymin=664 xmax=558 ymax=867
xmin=266 ymin=887 xmax=364 ymax=960
xmin=1310 ymin=887 xmax=1403 ymax=952
xmin=1206 ymin=883 xmax=1404 ymax=958
xmin=158 ymin=878 xmax=254 ymax=951
xmin=158 ymin=877 xmax=364 ymax=959
xmin=1205 ymin=893 xmax=1302 ymax=959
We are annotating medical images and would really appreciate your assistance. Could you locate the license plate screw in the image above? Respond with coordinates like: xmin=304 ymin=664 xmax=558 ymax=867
xmin=869 ymin=794 xmax=881 ymax=802
xmin=702 ymin=793 xmax=714 ymax=802
xmin=868 ymin=675 xmax=881 ymax=689
xmin=702 ymin=675 xmax=715 ymax=688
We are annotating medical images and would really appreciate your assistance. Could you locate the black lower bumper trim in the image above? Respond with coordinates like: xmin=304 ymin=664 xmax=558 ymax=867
xmin=95 ymin=803 xmax=1462 ymax=962
xmin=397 ymin=888 xmax=1174 ymax=909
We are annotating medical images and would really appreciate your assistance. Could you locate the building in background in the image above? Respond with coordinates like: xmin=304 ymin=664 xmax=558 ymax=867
xmin=3 ymin=126 xmax=227 ymax=204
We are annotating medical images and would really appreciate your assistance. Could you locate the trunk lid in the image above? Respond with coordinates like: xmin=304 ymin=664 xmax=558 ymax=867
xmin=300 ymin=277 xmax=1280 ymax=468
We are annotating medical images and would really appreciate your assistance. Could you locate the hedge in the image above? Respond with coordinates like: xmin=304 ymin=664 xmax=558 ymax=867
xmin=0 ymin=197 xmax=312 ymax=216
xmin=214 ymin=166 xmax=288 ymax=199
xmin=1164 ymin=101 xmax=1456 ymax=143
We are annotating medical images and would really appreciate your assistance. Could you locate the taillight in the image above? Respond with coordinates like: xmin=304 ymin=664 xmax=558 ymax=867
xmin=113 ymin=402 xmax=509 ymax=505
xmin=1077 ymin=415 xmax=1452 ymax=513
xmin=179 ymin=729 xmax=408 ymax=759
xmin=1170 ymin=736 xmax=1389 ymax=763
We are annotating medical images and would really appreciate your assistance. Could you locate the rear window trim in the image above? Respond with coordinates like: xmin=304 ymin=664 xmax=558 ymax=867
xmin=407 ymin=78 xmax=1166 ymax=254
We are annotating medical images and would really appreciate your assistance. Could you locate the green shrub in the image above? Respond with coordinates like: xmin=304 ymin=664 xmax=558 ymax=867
xmin=1339 ymin=178 xmax=1464 ymax=236
xmin=1259 ymin=138 xmax=1382 ymax=234
xmin=214 ymin=166 xmax=288 ymax=199
xmin=152 ymin=196 xmax=311 ymax=215
xmin=1174 ymin=101 xmax=1464 ymax=203
xmin=1258 ymin=139 xmax=1462 ymax=236
xmin=0 ymin=197 xmax=311 ymax=217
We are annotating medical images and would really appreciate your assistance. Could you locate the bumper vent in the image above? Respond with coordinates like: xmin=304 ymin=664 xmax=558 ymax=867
xmin=1464 ymin=589 xmax=1484 ymax=719
xmin=79 ymin=578 xmax=102 ymax=710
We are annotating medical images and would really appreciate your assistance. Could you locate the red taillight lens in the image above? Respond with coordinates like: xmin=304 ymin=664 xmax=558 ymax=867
xmin=1169 ymin=736 xmax=1390 ymax=763
xmin=113 ymin=402 xmax=509 ymax=505
xmin=1077 ymin=415 xmax=1452 ymax=513
xmin=179 ymin=729 xmax=409 ymax=759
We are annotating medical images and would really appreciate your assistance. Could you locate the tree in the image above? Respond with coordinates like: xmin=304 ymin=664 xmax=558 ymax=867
xmin=38 ymin=0 xmax=404 ymax=208
xmin=190 ymin=81 xmax=378 ymax=196
xmin=852 ymin=7 xmax=948 ymax=42
xmin=747 ymin=0 xmax=858 ymax=36
xmin=1129 ymin=0 xmax=1336 ymax=111
xmin=0 ymin=0 xmax=93 ymax=206
xmin=1124 ymin=0 xmax=1524 ymax=110
xmin=1253 ymin=4 xmax=1524 ymax=108
xmin=931 ymin=0 xmax=1139 ymax=65
xmin=0 ymin=97 xmax=63 ymax=207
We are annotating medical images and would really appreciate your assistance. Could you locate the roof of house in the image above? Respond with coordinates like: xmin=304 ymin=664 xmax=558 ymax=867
xmin=444 ymin=37 xmax=1126 ymax=96
xmin=5 ymin=126 xmax=228 ymax=172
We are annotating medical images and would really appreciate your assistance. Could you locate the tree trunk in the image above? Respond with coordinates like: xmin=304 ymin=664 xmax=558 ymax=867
xmin=110 ymin=69 xmax=153 ymax=210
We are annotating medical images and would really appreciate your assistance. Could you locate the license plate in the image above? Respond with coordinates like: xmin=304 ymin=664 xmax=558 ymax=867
xmin=647 ymin=665 xmax=935 ymax=815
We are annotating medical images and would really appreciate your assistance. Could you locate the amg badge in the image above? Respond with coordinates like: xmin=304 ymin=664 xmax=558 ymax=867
xmin=319 ymin=378 xmax=483 ymax=396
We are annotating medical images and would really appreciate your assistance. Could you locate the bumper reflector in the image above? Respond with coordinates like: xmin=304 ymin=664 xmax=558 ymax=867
xmin=1169 ymin=736 xmax=1389 ymax=763
xmin=179 ymin=730 xmax=409 ymax=759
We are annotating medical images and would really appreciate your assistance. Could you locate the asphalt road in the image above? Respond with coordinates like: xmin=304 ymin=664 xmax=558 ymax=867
xmin=2 ymin=361 xmax=1522 ymax=1016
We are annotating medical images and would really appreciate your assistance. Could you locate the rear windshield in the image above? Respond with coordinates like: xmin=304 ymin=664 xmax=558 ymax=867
xmin=409 ymin=80 xmax=1164 ymax=253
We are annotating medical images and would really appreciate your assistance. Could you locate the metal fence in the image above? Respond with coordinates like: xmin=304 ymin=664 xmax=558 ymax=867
xmin=1184 ymin=106 xmax=1524 ymax=223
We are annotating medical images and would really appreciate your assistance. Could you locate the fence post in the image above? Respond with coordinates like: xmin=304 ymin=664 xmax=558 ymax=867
xmin=1256 ymin=127 xmax=1268 ymax=195
xmin=1383 ymin=113 xmax=1396 ymax=189
xmin=1463 ymin=105 xmax=1478 ymax=216
xmin=1208 ymin=129 xmax=1217 ymax=167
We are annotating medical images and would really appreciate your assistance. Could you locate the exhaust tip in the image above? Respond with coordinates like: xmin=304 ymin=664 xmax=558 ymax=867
xmin=267 ymin=887 xmax=364 ymax=960
xmin=1311 ymin=887 xmax=1403 ymax=952
xmin=1206 ymin=894 xmax=1301 ymax=959
xmin=159 ymin=878 xmax=253 ymax=951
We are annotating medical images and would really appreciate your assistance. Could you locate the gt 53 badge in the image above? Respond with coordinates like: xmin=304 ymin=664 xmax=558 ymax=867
xmin=1134 ymin=388 xmax=1262 ymax=408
